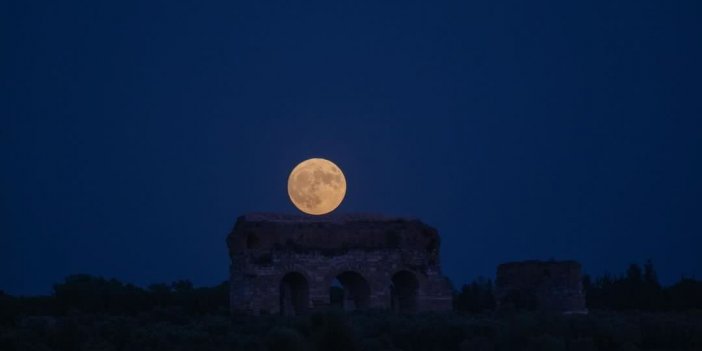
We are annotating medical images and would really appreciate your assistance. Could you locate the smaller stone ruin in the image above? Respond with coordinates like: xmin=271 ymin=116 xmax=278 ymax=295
xmin=495 ymin=260 xmax=587 ymax=314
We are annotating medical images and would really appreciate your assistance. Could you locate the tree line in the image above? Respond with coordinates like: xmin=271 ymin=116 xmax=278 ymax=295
xmin=0 ymin=275 xmax=229 ymax=324
xmin=583 ymin=260 xmax=702 ymax=311
xmin=2 ymin=260 xmax=702 ymax=324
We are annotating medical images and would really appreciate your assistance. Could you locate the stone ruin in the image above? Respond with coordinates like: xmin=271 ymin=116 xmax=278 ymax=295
xmin=226 ymin=213 xmax=453 ymax=315
xmin=495 ymin=260 xmax=587 ymax=314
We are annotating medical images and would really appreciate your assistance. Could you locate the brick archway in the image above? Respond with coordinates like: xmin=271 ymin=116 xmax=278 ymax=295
xmin=329 ymin=271 xmax=371 ymax=311
xmin=280 ymin=272 xmax=308 ymax=315
xmin=391 ymin=270 xmax=419 ymax=313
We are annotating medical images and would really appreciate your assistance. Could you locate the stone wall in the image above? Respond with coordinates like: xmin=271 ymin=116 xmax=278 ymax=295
xmin=495 ymin=260 xmax=587 ymax=314
xmin=227 ymin=213 xmax=453 ymax=315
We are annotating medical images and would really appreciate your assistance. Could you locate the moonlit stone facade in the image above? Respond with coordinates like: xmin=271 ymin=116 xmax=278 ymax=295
xmin=495 ymin=260 xmax=588 ymax=314
xmin=226 ymin=213 xmax=453 ymax=315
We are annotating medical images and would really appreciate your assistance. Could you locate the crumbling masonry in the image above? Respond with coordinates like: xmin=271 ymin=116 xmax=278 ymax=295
xmin=495 ymin=260 xmax=587 ymax=313
xmin=227 ymin=213 xmax=453 ymax=315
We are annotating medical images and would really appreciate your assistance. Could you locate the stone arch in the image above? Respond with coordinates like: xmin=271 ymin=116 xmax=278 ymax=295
xmin=279 ymin=272 xmax=309 ymax=315
xmin=391 ymin=270 xmax=419 ymax=313
xmin=329 ymin=271 xmax=371 ymax=311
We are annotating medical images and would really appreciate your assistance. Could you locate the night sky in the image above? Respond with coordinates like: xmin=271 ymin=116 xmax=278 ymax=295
xmin=2 ymin=1 xmax=701 ymax=295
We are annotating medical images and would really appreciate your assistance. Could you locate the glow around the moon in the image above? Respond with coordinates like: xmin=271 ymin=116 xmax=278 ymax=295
xmin=287 ymin=158 xmax=346 ymax=215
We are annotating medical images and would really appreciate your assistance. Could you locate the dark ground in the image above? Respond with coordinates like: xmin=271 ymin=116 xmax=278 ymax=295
xmin=2 ymin=262 xmax=701 ymax=351
xmin=2 ymin=309 xmax=702 ymax=351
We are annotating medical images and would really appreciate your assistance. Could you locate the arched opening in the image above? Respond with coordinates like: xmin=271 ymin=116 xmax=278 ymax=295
xmin=329 ymin=279 xmax=345 ymax=308
xmin=280 ymin=272 xmax=309 ymax=316
xmin=391 ymin=271 xmax=419 ymax=313
xmin=329 ymin=271 xmax=371 ymax=311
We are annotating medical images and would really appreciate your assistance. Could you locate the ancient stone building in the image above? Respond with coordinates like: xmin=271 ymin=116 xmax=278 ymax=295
xmin=226 ymin=213 xmax=453 ymax=315
xmin=495 ymin=260 xmax=587 ymax=313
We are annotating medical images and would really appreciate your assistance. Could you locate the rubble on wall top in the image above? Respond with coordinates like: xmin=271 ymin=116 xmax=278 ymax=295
xmin=240 ymin=212 xmax=418 ymax=223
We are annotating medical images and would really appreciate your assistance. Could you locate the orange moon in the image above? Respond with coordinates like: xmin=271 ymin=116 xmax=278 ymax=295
xmin=287 ymin=158 xmax=346 ymax=215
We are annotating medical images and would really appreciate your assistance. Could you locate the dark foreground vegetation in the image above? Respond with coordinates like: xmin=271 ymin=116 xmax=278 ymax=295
xmin=2 ymin=309 xmax=702 ymax=351
xmin=1 ymin=261 xmax=701 ymax=351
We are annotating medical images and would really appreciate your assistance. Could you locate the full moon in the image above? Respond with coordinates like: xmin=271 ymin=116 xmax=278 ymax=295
xmin=288 ymin=158 xmax=346 ymax=215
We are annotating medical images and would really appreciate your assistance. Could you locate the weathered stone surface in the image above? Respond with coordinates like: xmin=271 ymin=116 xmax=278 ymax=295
xmin=495 ymin=260 xmax=587 ymax=314
xmin=227 ymin=213 xmax=453 ymax=315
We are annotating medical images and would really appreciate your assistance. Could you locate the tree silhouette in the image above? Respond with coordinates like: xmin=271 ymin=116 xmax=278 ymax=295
xmin=582 ymin=260 xmax=702 ymax=311
xmin=454 ymin=277 xmax=495 ymax=313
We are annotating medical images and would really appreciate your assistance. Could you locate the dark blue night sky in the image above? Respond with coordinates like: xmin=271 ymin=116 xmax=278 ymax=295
xmin=2 ymin=1 xmax=701 ymax=295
